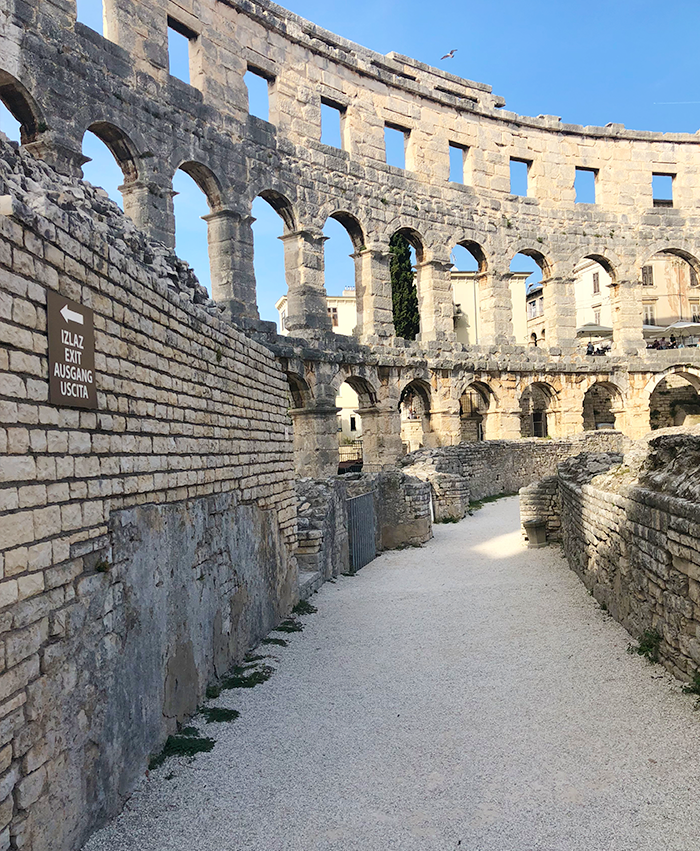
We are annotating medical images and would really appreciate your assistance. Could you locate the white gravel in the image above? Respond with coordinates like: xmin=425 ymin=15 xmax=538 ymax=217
xmin=83 ymin=496 xmax=700 ymax=851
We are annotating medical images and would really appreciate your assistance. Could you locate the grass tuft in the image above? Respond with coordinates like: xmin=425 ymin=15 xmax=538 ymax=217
xmin=293 ymin=599 xmax=318 ymax=615
xmin=149 ymin=731 xmax=215 ymax=770
xmin=201 ymin=707 xmax=240 ymax=723
xmin=261 ymin=637 xmax=288 ymax=647
xmin=220 ymin=665 xmax=274 ymax=689
xmin=628 ymin=628 xmax=662 ymax=663
xmin=274 ymin=619 xmax=304 ymax=633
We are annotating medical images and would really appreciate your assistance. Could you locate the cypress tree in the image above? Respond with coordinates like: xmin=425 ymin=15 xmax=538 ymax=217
xmin=390 ymin=232 xmax=420 ymax=340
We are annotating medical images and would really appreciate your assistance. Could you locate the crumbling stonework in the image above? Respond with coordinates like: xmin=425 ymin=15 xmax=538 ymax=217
xmin=403 ymin=431 xmax=628 ymax=520
xmin=524 ymin=430 xmax=700 ymax=684
xmin=296 ymin=471 xmax=432 ymax=584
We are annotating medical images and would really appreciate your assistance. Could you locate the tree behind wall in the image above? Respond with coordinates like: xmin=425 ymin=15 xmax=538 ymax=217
xmin=390 ymin=232 xmax=420 ymax=340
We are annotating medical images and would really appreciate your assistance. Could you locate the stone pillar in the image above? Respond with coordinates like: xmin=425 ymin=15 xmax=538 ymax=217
xmin=478 ymin=272 xmax=515 ymax=345
xmin=104 ymin=0 xmax=169 ymax=80
xmin=543 ymin=276 xmax=577 ymax=349
xmin=495 ymin=404 xmax=522 ymax=440
xmin=610 ymin=278 xmax=645 ymax=355
xmin=120 ymin=179 xmax=176 ymax=249
xmin=360 ymin=406 xmax=404 ymax=471
xmin=281 ymin=229 xmax=333 ymax=334
xmin=416 ymin=258 xmax=456 ymax=343
xmin=353 ymin=245 xmax=395 ymax=341
xmin=429 ymin=410 xmax=462 ymax=446
xmin=203 ymin=210 xmax=259 ymax=321
xmin=289 ymin=404 xmax=339 ymax=478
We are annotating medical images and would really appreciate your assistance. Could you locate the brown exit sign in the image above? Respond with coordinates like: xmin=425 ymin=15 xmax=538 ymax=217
xmin=47 ymin=290 xmax=97 ymax=409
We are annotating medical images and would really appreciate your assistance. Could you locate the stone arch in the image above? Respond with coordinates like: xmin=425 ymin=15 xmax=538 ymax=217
xmin=177 ymin=160 xmax=224 ymax=212
xmin=578 ymin=252 xmax=619 ymax=284
xmin=324 ymin=210 xmax=366 ymax=251
xmin=459 ymin=380 xmax=497 ymax=442
xmin=640 ymin=245 xmax=700 ymax=279
xmin=286 ymin=372 xmax=312 ymax=409
xmin=644 ymin=366 xmax=700 ymax=395
xmin=519 ymin=381 xmax=560 ymax=438
xmin=454 ymin=239 xmax=488 ymax=272
xmin=0 ymin=70 xmax=45 ymax=144
xmin=509 ymin=245 xmax=553 ymax=279
xmin=582 ymin=380 xmax=625 ymax=432
xmin=644 ymin=367 xmax=700 ymax=431
xmin=255 ymin=188 xmax=297 ymax=232
xmin=400 ymin=378 xmax=432 ymax=452
xmin=392 ymin=226 xmax=425 ymax=263
xmin=84 ymin=121 xmax=141 ymax=184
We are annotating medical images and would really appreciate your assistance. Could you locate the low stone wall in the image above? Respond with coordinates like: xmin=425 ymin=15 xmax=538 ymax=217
xmin=296 ymin=472 xmax=433 ymax=585
xmin=404 ymin=432 xmax=628 ymax=520
xmin=542 ymin=429 xmax=700 ymax=682
xmin=0 ymin=143 xmax=297 ymax=850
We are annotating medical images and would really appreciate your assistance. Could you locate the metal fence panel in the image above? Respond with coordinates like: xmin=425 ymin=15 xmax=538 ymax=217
xmin=347 ymin=493 xmax=376 ymax=573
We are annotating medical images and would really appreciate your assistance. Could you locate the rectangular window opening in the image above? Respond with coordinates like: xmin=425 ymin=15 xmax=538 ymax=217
xmin=76 ymin=0 xmax=104 ymax=34
xmin=642 ymin=265 xmax=654 ymax=287
xmin=350 ymin=416 xmax=357 ymax=432
xmin=592 ymin=272 xmax=600 ymax=294
xmin=510 ymin=158 xmax=530 ymax=196
xmin=593 ymin=307 xmax=601 ymax=325
xmin=575 ymin=167 xmax=596 ymax=204
xmin=449 ymin=143 xmax=467 ymax=184
xmin=652 ymin=173 xmax=674 ymax=208
xmin=327 ymin=306 xmax=339 ymax=327
xmin=385 ymin=124 xmax=408 ymax=170
xmin=321 ymin=99 xmax=345 ymax=150
xmin=643 ymin=302 xmax=657 ymax=325
xmin=690 ymin=301 xmax=700 ymax=322
xmin=245 ymin=67 xmax=271 ymax=122
xmin=168 ymin=18 xmax=197 ymax=85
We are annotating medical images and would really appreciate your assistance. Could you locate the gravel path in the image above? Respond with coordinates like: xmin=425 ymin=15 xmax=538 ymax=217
xmin=83 ymin=496 xmax=700 ymax=851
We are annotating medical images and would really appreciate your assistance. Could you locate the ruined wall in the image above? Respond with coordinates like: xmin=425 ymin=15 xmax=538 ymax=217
xmin=403 ymin=431 xmax=629 ymax=519
xmin=0 ymin=141 xmax=296 ymax=851
xmin=556 ymin=431 xmax=700 ymax=682
xmin=296 ymin=472 xmax=432 ymax=582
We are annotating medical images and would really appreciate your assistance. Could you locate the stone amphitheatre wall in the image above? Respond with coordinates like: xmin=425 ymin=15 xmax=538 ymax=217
xmin=552 ymin=432 xmax=700 ymax=684
xmin=0 ymin=140 xmax=297 ymax=851
xmin=3 ymin=0 xmax=700 ymax=351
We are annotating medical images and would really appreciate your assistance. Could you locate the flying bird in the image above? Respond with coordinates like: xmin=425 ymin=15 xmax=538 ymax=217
xmin=441 ymin=49 xmax=457 ymax=60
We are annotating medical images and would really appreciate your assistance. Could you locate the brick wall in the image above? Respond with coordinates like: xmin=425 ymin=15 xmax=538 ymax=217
xmin=0 ymin=141 xmax=297 ymax=851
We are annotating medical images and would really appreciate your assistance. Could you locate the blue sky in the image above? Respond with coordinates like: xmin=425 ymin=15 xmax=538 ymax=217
xmin=3 ymin=0 xmax=700 ymax=323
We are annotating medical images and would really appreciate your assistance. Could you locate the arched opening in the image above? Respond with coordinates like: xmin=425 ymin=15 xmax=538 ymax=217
xmin=575 ymin=255 xmax=614 ymax=353
xmin=172 ymin=162 xmax=224 ymax=296
xmin=640 ymin=250 xmax=700 ymax=345
xmin=459 ymin=382 xmax=494 ymax=442
xmin=0 ymin=71 xmax=43 ymax=145
xmin=323 ymin=212 xmax=363 ymax=335
xmin=400 ymin=379 xmax=431 ymax=452
xmin=649 ymin=371 xmax=700 ymax=430
xmin=512 ymin=251 xmax=546 ymax=346
xmin=390 ymin=228 xmax=423 ymax=341
xmin=451 ymin=241 xmax=487 ymax=345
xmin=583 ymin=382 xmax=624 ymax=431
xmin=81 ymin=122 xmax=140 ymax=209
xmin=336 ymin=376 xmax=376 ymax=473
xmin=253 ymin=191 xmax=296 ymax=327
xmin=519 ymin=383 xmax=559 ymax=438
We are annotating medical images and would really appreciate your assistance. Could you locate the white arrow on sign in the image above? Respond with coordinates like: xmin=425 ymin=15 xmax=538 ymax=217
xmin=60 ymin=304 xmax=84 ymax=325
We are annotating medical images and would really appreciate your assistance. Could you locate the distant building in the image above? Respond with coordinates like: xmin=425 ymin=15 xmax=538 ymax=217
xmin=452 ymin=271 xmax=530 ymax=345
xmin=275 ymin=288 xmax=357 ymax=336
